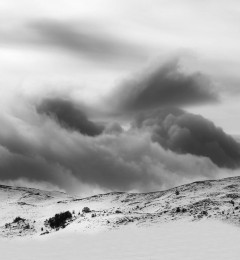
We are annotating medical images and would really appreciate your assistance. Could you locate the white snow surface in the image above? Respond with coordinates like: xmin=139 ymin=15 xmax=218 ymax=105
xmin=1 ymin=220 xmax=240 ymax=260
xmin=1 ymin=176 xmax=240 ymax=259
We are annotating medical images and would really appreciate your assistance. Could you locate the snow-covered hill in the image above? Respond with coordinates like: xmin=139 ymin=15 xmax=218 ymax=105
xmin=1 ymin=176 xmax=240 ymax=238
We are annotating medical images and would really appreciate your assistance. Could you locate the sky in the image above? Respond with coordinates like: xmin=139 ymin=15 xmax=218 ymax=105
xmin=0 ymin=0 xmax=240 ymax=196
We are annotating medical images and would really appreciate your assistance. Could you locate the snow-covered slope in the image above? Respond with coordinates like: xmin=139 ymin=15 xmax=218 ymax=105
xmin=1 ymin=176 xmax=240 ymax=238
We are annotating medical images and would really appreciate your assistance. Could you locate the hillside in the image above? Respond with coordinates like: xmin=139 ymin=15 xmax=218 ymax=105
xmin=1 ymin=176 xmax=240 ymax=238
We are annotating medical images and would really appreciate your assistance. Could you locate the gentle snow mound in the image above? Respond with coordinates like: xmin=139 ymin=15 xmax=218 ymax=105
xmin=0 ymin=220 xmax=239 ymax=260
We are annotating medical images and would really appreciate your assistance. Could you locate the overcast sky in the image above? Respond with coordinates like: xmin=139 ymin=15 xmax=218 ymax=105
xmin=0 ymin=0 xmax=240 ymax=195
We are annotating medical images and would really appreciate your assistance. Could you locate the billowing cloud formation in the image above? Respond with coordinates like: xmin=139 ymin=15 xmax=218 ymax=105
xmin=113 ymin=60 xmax=218 ymax=113
xmin=37 ymin=98 xmax=104 ymax=136
xmin=0 ymin=58 xmax=238 ymax=196
xmin=134 ymin=108 xmax=240 ymax=169
xmin=0 ymin=109 xmax=221 ymax=195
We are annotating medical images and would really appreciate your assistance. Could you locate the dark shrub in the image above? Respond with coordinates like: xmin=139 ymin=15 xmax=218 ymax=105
xmin=175 ymin=190 xmax=180 ymax=196
xmin=24 ymin=224 xmax=30 ymax=229
xmin=13 ymin=217 xmax=25 ymax=223
xmin=47 ymin=211 xmax=72 ymax=229
xmin=176 ymin=207 xmax=181 ymax=213
xmin=115 ymin=210 xmax=122 ymax=214
xmin=82 ymin=207 xmax=91 ymax=213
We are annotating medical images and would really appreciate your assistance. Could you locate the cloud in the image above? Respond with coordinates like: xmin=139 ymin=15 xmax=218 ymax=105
xmin=4 ymin=96 xmax=240 ymax=198
xmin=133 ymin=107 xmax=240 ymax=169
xmin=111 ymin=60 xmax=218 ymax=113
xmin=0 ymin=102 xmax=228 ymax=195
xmin=0 ymin=58 xmax=236 ymax=196
xmin=36 ymin=98 xmax=104 ymax=136
xmin=0 ymin=126 xmax=217 ymax=194
xmin=0 ymin=19 xmax=146 ymax=64
xmin=104 ymin=122 xmax=123 ymax=134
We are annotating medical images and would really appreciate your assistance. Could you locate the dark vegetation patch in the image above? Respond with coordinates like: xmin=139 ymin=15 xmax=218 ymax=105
xmin=224 ymin=193 xmax=240 ymax=199
xmin=17 ymin=202 xmax=35 ymax=207
xmin=13 ymin=216 xmax=26 ymax=223
xmin=45 ymin=211 xmax=72 ymax=229
xmin=224 ymin=184 xmax=239 ymax=190
xmin=4 ymin=216 xmax=35 ymax=236
xmin=191 ymin=198 xmax=217 ymax=207
xmin=82 ymin=207 xmax=91 ymax=213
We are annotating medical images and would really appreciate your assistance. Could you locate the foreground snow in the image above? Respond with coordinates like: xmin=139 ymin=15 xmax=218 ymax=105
xmin=1 ymin=177 xmax=240 ymax=259
xmin=0 ymin=220 xmax=239 ymax=260
xmin=1 ymin=176 xmax=240 ymax=238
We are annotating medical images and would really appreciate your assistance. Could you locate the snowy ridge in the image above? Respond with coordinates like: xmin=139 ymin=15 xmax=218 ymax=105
xmin=1 ymin=176 xmax=240 ymax=238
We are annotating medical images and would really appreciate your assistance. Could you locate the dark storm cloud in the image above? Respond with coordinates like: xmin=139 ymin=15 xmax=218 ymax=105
xmin=112 ymin=60 xmax=218 ymax=113
xmin=0 ymin=19 xmax=146 ymax=63
xmin=134 ymin=108 xmax=240 ymax=169
xmin=36 ymin=98 xmax=104 ymax=136
xmin=0 ymin=106 xmax=222 ymax=195
xmin=0 ymin=58 xmax=236 ymax=195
